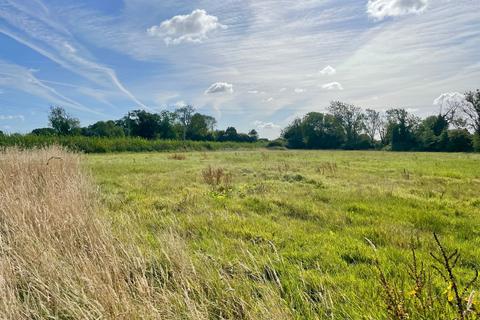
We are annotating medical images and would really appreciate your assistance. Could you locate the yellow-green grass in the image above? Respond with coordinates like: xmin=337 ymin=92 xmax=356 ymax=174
xmin=88 ymin=150 xmax=480 ymax=319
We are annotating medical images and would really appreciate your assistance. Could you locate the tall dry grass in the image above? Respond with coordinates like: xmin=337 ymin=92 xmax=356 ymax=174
xmin=0 ymin=147 xmax=291 ymax=319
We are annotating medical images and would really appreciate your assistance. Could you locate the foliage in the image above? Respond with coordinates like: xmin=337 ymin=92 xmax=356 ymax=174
xmin=0 ymin=135 xmax=266 ymax=153
xmin=48 ymin=106 xmax=81 ymax=135
xmin=83 ymin=120 xmax=125 ymax=137
xmin=328 ymin=101 xmax=365 ymax=149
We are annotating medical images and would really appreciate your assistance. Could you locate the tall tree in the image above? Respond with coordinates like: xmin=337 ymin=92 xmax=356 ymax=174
xmin=175 ymin=105 xmax=195 ymax=140
xmin=48 ymin=106 xmax=80 ymax=135
xmin=364 ymin=109 xmax=381 ymax=142
xmin=121 ymin=110 xmax=161 ymax=139
xmin=328 ymin=101 xmax=364 ymax=148
xmin=248 ymin=129 xmax=259 ymax=142
xmin=385 ymin=108 xmax=420 ymax=151
xmin=464 ymin=89 xmax=480 ymax=134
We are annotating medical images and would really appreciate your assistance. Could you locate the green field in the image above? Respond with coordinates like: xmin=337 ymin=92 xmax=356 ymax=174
xmin=88 ymin=150 xmax=480 ymax=319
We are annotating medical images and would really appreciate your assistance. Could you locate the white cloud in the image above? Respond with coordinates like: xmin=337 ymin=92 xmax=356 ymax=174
xmin=321 ymin=82 xmax=344 ymax=90
xmin=367 ymin=0 xmax=429 ymax=20
xmin=279 ymin=88 xmax=287 ymax=92
xmin=148 ymin=9 xmax=226 ymax=45
xmin=319 ymin=65 xmax=336 ymax=75
xmin=248 ymin=90 xmax=259 ymax=94
xmin=254 ymin=120 xmax=280 ymax=129
xmin=266 ymin=97 xmax=274 ymax=102
xmin=294 ymin=88 xmax=306 ymax=94
xmin=433 ymin=92 xmax=467 ymax=106
xmin=433 ymin=92 xmax=472 ymax=114
xmin=0 ymin=115 xmax=25 ymax=121
xmin=204 ymin=82 xmax=234 ymax=94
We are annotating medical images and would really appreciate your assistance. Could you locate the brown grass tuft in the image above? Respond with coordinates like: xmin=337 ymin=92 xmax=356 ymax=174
xmin=169 ymin=153 xmax=187 ymax=160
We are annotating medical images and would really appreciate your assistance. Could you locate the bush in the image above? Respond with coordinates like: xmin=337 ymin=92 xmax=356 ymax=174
xmin=267 ymin=139 xmax=286 ymax=148
xmin=0 ymin=135 xmax=267 ymax=153
xmin=447 ymin=129 xmax=473 ymax=152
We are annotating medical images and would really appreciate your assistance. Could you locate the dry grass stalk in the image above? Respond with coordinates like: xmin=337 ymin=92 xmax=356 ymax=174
xmin=0 ymin=147 xmax=289 ymax=320
xmin=169 ymin=153 xmax=187 ymax=160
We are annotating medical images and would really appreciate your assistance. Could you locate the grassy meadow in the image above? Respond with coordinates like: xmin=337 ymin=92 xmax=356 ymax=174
xmin=86 ymin=150 xmax=480 ymax=319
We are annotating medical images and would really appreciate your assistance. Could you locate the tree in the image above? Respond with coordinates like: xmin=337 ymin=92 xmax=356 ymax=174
xmin=175 ymin=105 xmax=195 ymax=140
xmin=464 ymin=89 xmax=480 ymax=135
xmin=120 ymin=110 xmax=161 ymax=139
xmin=447 ymin=129 xmax=473 ymax=152
xmin=204 ymin=115 xmax=217 ymax=132
xmin=0 ymin=129 xmax=4 ymax=136
xmin=364 ymin=109 xmax=381 ymax=142
xmin=248 ymin=129 xmax=259 ymax=142
xmin=282 ymin=113 xmax=345 ymax=149
xmin=385 ymin=108 xmax=419 ymax=151
xmin=301 ymin=112 xmax=345 ymax=149
xmin=282 ymin=118 xmax=305 ymax=148
xmin=187 ymin=113 xmax=210 ymax=141
xmin=417 ymin=115 xmax=449 ymax=151
xmin=48 ymin=106 xmax=80 ymax=135
xmin=31 ymin=128 xmax=56 ymax=136
xmin=84 ymin=120 xmax=125 ymax=137
xmin=157 ymin=111 xmax=177 ymax=140
xmin=328 ymin=101 xmax=365 ymax=149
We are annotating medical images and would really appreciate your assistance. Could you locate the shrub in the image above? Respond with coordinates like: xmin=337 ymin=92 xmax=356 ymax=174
xmin=0 ymin=135 xmax=267 ymax=153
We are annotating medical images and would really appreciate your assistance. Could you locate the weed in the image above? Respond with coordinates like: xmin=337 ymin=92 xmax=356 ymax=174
xmin=375 ymin=234 xmax=479 ymax=319
xmin=202 ymin=165 xmax=233 ymax=190
xmin=169 ymin=153 xmax=187 ymax=160
xmin=316 ymin=162 xmax=338 ymax=176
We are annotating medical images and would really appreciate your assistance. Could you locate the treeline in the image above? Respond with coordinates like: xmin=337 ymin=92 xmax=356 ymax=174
xmin=24 ymin=105 xmax=261 ymax=143
xmin=281 ymin=90 xmax=480 ymax=152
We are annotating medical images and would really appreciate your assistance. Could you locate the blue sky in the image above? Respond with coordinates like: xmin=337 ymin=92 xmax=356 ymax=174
xmin=0 ymin=0 xmax=479 ymax=138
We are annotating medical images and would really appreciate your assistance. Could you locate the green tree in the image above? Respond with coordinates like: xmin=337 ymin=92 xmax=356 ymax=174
xmin=175 ymin=105 xmax=195 ymax=140
xmin=282 ymin=118 xmax=305 ymax=149
xmin=447 ymin=129 xmax=473 ymax=152
xmin=31 ymin=128 xmax=56 ymax=136
xmin=187 ymin=113 xmax=210 ymax=141
xmin=385 ymin=108 xmax=419 ymax=151
xmin=328 ymin=101 xmax=365 ymax=149
xmin=120 ymin=110 xmax=161 ymax=139
xmin=302 ymin=112 xmax=345 ymax=149
xmin=84 ymin=120 xmax=125 ymax=137
xmin=248 ymin=129 xmax=259 ymax=142
xmin=48 ymin=106 xmax=80 ymax=135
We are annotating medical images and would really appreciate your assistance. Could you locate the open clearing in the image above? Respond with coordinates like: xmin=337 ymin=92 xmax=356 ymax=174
xmin=88 ymin=150 xmax=480 ymax=318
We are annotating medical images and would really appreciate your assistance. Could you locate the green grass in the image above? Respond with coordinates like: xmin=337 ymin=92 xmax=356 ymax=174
xmin=87 ymin=150 xmax=480 ymax=319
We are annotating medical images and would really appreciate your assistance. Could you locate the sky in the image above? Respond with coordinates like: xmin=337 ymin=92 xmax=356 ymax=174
xmin=0 ymin=0 xmax=479 ymax=139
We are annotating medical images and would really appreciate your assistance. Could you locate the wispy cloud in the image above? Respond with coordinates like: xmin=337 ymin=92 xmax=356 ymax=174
xmin=319 ymin=65 xmax=336 ymax=75
xmin=0 ymin=114 xmax=25 ymax=121
xmin=0 ymin=0 xmax=147 ymax=109
xmin=367 ymin=0 xmax=429 ymax=20
xmin=0 ymin=59 xmax=96 ymax=113
xmin=205 ymin=82 xmax=234 ymax=95
xmin=321 ymin=82 xmax=343 ymax=90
